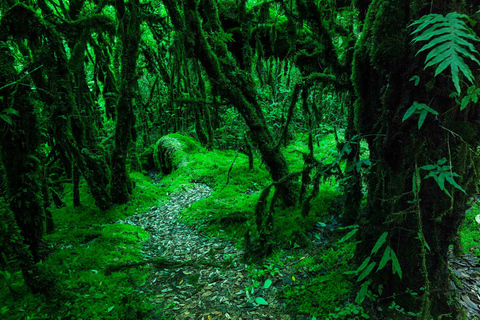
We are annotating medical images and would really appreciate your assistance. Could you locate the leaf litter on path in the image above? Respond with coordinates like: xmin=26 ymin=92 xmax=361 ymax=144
xmin=116 ymin=183 xmax=292 ymax=319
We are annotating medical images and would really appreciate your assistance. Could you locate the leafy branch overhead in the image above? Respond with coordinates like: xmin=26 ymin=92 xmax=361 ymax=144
xmin=410 ymin=12 xmax=480 ymax=93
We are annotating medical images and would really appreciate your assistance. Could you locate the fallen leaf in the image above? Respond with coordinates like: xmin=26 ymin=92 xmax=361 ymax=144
xmin=264 ymin=279 xmax=272 ymax=289
xmin=255 ymin=297 xmax=268 ymax=305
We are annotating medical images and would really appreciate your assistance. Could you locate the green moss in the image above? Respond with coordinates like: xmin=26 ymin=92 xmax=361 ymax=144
xmin=176 ymin=132 xmax=341 ymax=249
xmin=309 ymin=184 xmax=341 ymax=217
xmin=52 ymin=172 xmax=166 ymax=229
xmin=281 ymin=243 xmax=356 ymax=318
xmin=284 ymin=133 xmax=338 ymax=173
xmin=460 ymin=204 xmax=480 ymax=255
xmin=370 ymin=0 xmax=407 ymax=72
xmin=153 ymin=133 xmax=201 ymax=174
xmin=0 ymin=209 xmax=153 ymax=319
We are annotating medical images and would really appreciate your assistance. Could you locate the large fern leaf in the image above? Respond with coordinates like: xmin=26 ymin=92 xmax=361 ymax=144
xmin=410 ymin=12 xmax=480 ymax=93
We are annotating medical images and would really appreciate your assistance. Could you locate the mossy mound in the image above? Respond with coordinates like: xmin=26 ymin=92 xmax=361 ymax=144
xmin=153 ymin=133 xmax=200 ymax=175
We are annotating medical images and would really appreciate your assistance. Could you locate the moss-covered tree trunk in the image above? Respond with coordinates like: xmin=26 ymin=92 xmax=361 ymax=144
xmin=110 ymin=0 xmax=141 ymax=204
xmin=69 ymin=31 xmax=113 ymax=210
xmin=5 ymin=1 xmax=114 ymax=211
xmin=164 ymin=0 xmax=295 ymax=205
xmin=352 ymin=1 xmax=480 ymax=318
xmin=0 ymin=43 xmax=46 ymax=290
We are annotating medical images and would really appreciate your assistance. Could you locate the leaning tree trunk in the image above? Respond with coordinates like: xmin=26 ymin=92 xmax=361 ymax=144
xmin=110 ymin=0 xmax=141 ymax=204
xmin=165 ymin=0 xmax=295 ymax=205
xmin=352 ymin=0 xmax=480 ymax=318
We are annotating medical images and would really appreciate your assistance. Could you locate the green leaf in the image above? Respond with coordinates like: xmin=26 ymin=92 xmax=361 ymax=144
xmin=0 ymin=114 xmax=12 ymax=125
xmin=437 ymin=173 xmax=446 ymax=191
xmin=371 ymin=232 xmax=388 ymax=255
xmin=255 ymin=297 xmax=268 ymax=305
xmin=264 ymin=279 xmax=272 ymax=289
xmin=412 ymin=173 xmax=419 ymax=197
xmin=1 ymin=252 xmax=8 ymax=265
xmin=356 ymin=257 xmax=371 ymax=274
xmin=472 ymin=93 xmax=479 ymax=103
xmin=411 ymin=12 xmax=480 ymax=93
xmin=437 ymin=158 xmax=448 ymax=165
xmin=418 ymin=110 xmax=428 ymax=129
xmin=338 ymin=228 xmax=358 ymax=243
xmin=2 ymin=108 xmax=18 ymax=115
xmin=107 ymin=306 xmax=114 ymax=312
xmin=409 ymin=75 xmax=420 ymax=86
xmin=402 ymin=104 xmax=417 ymax=122
xmin=391 ymin=249 xmax=402 ymax=279
xmin=355 ymin=280 xmax=370 ymax=304
xmin=421 ymin=105 xmax=439 ymax=115
xmin=445 ymin=173 xmax=467 ymax=194
xmin=377 ymin=246 xmax=392 ymax=272
xmin=338 ymin=224 xmax=360 ymax=230
xmin=420 ymin=164 xmax=436 ymax=170
xmin=461 ymin=96 xmax=470 ymax=110
xmin=357 ymin=262 xmax=376 ymax=282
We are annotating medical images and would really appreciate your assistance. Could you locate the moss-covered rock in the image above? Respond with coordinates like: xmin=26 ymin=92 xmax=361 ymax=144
xmin=153 ymin=134 xmax=200 ymax=175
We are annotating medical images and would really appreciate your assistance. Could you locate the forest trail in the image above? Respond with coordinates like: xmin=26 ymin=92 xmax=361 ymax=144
xmin=114 ymin=182 xmax=480 ymax=320
xmin=116 ymin=184 xmax=295 ymax=320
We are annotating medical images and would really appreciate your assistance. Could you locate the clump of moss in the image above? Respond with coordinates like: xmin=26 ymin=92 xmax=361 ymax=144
xmin=51 ymin=171 xmax=165 ymax=230
xmin=281 ymin=243 xmax=356 ymax=318
xmin=460 ymin=204 xmax=480 ymax=256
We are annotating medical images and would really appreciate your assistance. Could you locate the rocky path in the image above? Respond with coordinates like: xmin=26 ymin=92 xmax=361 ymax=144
xmin=117 ymin=184 xmax=294 ymax=320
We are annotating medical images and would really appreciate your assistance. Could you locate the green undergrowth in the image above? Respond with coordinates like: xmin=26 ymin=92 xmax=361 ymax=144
xmin=284 ymin=132 xmax=339 ymax=173
xmin=0 ymin=172 xmax=164 ymax=320
xmin=159 ymin=146 xmax=271 ymax=193
xmin=169 ymin=133 xmax=362 ymax=319
xmin=279 ymin=242 xmax=368 ymax=319
xmin=54 ymin=172 xmax=167 ymax=229
xmin=460 ymin=202 xmax=480 ymax=257
xmin=177 ymin=133 xmax=341 ymax=248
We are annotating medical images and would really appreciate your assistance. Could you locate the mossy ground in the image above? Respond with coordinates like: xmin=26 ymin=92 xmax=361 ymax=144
xmin=460 ymin=204 xmax=480 ymax=256
xmin=0 ymin=173 xmax=164 ymax=320
xmin=177 ymin=133 xmax=367 ymax=318
xmin=2 ymin=132 xmax=478 ymax=319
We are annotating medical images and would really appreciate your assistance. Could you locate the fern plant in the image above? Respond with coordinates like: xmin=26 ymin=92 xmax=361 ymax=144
xmin=410 ymin=12 xmax=480 ymax=93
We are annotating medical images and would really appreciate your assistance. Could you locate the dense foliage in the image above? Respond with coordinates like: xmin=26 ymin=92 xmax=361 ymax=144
xmin=1 ymin=0 xmax=480 ymax=319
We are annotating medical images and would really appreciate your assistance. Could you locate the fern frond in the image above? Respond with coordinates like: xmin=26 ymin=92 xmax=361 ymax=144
xmin=410 ymin=12 xmax=480 ymax=93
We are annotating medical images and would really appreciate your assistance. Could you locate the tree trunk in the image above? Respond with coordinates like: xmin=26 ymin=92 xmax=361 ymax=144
xmin=110 ymin=0 xmax=141 ymax=204
xmin=164 ymin=0 xmax=295 ymax=205
xmin=0 ymin=43 xmax=46 ymax=292
xmin=73 ymin=163 xmax=81 ymax=207
xmin=352 ymin=1 xmax=480 ymax=318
